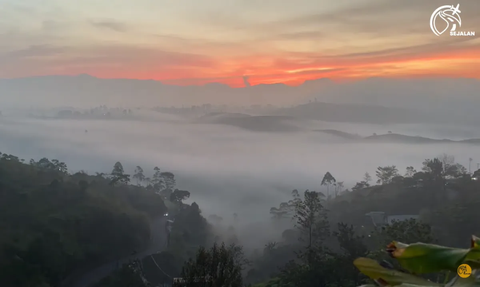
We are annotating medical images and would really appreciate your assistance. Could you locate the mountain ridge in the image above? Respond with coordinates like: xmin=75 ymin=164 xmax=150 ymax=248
xmin=315 ymin=129 xmax=480 ymax=145
xmin=1 ymin=75 xmax=479 ymax=114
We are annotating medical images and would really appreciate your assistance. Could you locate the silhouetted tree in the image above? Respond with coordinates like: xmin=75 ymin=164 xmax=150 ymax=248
xmin=321 ymin=172 xmax=336 ymax=198
xmin=404 ymin=166 xmax=416 ymax=177
xmin=110 ymin=161 xmax=130 ymax=185
xmin=180 ymin=242 xmax=244 ymax=287
xmin=133 ymin=166 xmax=145 ymax=185
xmin=170 ymin=189 xmax=190 ymax=203
xmin=376 ymin=166 xmax=399 ymax=185
xmin=363 ymin=172 xmax=372 ymax=185
xmin=294 ymin=190 xmax=329 ymax=249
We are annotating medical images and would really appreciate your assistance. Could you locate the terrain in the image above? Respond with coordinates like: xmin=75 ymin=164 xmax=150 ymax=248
xmin=2 ymin=76 xmax=480 ymax=126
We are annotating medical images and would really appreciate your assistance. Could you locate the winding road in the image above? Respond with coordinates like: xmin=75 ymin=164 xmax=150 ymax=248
xmin=65 ymin=217 xmax=168 ymax=287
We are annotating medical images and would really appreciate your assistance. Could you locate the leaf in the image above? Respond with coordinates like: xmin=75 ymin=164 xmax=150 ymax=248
xmin=447 ymin=274 xmax=480 ymax=287
xmin=387 ymin=236 xmax=480 ymax=274
xmin=354 ymin=258 xmax=441 ymax=286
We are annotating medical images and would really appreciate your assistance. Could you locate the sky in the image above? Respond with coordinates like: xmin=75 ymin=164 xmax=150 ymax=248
xmin=0 ymin=0 xmax=479 ymax=87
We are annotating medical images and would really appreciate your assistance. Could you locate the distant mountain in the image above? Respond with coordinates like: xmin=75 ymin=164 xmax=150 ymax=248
xmin=0 ymin=75 xmax=331 ymax=108
xmin=306 ymin=77 xmax=480 ymax=125
xmin=272 ymin=102 xmax=429 ymax=124
xmin=314 ymin=129 xmax=480 ymax=145
xmin=314 ymin=129 xmax=363 ymax=140
xmin=2 ymin=75 xmax=480 ymax=124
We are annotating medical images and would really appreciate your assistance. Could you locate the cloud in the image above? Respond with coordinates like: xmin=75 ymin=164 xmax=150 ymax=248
xmin=1 ymin=113 xmax=480 ymax=249
xmin=89 ymin=20 xmax=128 ymax=32
xmin=1 ymin=0 xmax=479 ymax=84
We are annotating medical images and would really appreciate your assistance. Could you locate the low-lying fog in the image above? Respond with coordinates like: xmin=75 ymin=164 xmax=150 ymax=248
xmin=1 ymin=113 xmax=479 ymax=250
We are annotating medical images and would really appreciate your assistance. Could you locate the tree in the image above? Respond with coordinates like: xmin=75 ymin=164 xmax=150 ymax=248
xmin=180 ymin=242 xmax=245 ymax=287
xmin=152 ymin=167 xmax=165 ymax=193
xmin=391 ymin=175 xmax=404 ymax=185
xmin=352 ymin=181 xmax=369 ymax=191
xmin=293 ymin=190 xmax=329 ymax=249
xmin=422 ymin=158 xmax=443 ymax=182
xmin=132 ymin=166 xmax=145 ymax=185
xmin=110 ymin=161 xmax=130 ymax=185
xmin=51 ymin=159 xmax=68 ymax=173
xmin=332 ymin=223 xmax=369 ymax=286
xmin=375 ymin=166 xmax=399 ymax=185
xmin=269 ymin=202 xmax=295 ymax=220
xmin=321 ymin=172 xmax=336 ymax=198
xmin=423 ymin=154 xmax=467 ymax=181
xmin=376 ymin=219 xmax=435 ymax=246
xmin=404 ymin=166 xmax=416 ymax=177
xmin=363 ymin=172 xmax=372 ymax=185
xmin=161 ymin=172 xmax=176 ymax=191
xmin=335 ymin=181 xmax=345 ymax=196
xmin=170 ymin=189 xmax=190 ymax=203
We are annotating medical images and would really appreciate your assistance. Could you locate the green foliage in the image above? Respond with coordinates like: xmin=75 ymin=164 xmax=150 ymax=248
xmin=168 ymin=202 xmax=212 ymax=261
xmin=170 ymin=189 xmax=191 ymax=203
xmin=95 ymin=260 xmax=145 ymax=287
xmin=376 ymin=166 xmax=399 ymax=185
xmin=293 ymin=190 xmax=329 ymax=248
xmin=387 ymin=236 xmax=480 ymax=274
xmin=181 ymin=242 xmax=244 ymax=287
xmin=355 ymin=236 xmax=480 ymax=286
xmin=0 ymin=154 xmax=167 ymax=287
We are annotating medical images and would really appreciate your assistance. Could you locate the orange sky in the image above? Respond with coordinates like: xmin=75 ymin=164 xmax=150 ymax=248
xmin=1 ymin=0 xmax=479 ymax=87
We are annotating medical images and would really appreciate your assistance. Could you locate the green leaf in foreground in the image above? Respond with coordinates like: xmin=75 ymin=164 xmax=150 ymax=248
xmin=447 ymin=273 xmax=480 ymax=287
xmin=387 ymin=236 xmax=480 ymax=274
xmin=354 ymin=257 xmax=441 ymax=286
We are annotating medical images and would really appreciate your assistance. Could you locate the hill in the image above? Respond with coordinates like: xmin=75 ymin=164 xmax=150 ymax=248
xmin=2 ymin=76 xmax=480 ymax=125
xmin=314 ymin=129 xmax=480 ymax=145
xmin=0 ymin=152 xmax=168 ymax=287
xmin=272 ymin=102 xmax=426 ymax=125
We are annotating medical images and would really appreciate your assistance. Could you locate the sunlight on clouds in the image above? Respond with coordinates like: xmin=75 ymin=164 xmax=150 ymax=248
xmin=0 ymin=0 xmax=479 ymax=84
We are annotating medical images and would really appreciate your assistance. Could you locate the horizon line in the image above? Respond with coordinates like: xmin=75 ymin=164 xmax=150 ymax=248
xmin=1 ymin=74 xmax=478 ymax=88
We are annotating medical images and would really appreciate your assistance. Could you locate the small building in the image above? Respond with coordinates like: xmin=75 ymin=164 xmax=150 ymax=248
xmin=365 ymin=211 xmax=419 ymax=227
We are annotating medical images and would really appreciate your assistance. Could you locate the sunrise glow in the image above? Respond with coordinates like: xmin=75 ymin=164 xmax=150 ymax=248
xmin=1 ymin=0 xmax=479 ymax=87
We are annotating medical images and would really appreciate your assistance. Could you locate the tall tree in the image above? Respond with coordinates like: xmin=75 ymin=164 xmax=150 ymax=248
xmin=335 ymin=181 xmax=345 ymax=196
xmin=293 ymin=190 xmax=329 ymax=249
xmin=132 ymin=166 xmax=145 ymax=185
xmin=151 ymin=167 xmax=165 ymax=193
xmin=161 ymin=172 xmax=176 ymax=191
xmin=170 ymin=189 xmax=190 ymax=203
xmin=375 ymin=166 xmax=399 ymax=185
xmin=110 ymin=161 xmax=130 ymax=185
xmin=363 ymin=172 xmax=372 ymax=185
xmin=51 ymin=159 xmax=68 ymax=174
xmin=404 ymin=166 xmax=417 ymax=177
xmin=321 ymin=172 xmax=336 ymax=198
xmin=180 ymin=243 xmax=245 ymax=287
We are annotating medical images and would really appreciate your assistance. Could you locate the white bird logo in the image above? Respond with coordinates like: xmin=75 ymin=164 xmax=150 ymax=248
xmin=430 ymin=4 xmax=462 ymax=36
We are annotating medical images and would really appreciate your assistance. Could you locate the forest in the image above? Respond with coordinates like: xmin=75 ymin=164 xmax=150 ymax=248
xmin=1 ymin=151 xmax=480 ymax=287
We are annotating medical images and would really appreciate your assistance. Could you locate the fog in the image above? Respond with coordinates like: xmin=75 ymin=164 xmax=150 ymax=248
xmin=1 ymin=112 xmax=479 ymax=250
